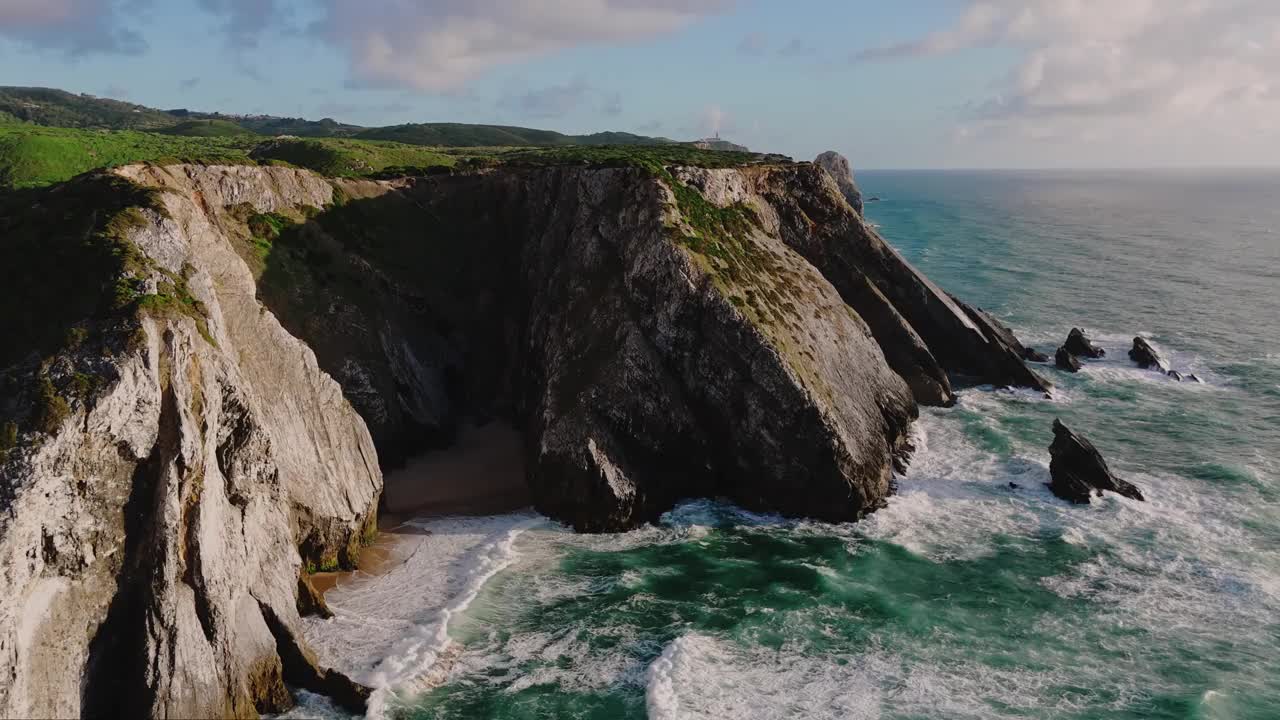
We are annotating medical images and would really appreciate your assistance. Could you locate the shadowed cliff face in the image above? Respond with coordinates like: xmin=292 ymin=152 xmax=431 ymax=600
xmin=0 ymin=160 xmax=1046 ymax=718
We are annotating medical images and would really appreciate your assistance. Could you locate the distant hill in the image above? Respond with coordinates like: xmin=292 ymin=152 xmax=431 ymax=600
xmin=0 ymin=85 xmax=748 ymax=152
xmin=0 ymin=87 xmax=177 ymax=130
xmin=155 ymin=119 xmax=257 ymax=137
xmin=353 ymin=123 xmax=677 ymax=148
xmin=173 ymin=112 xmax=364 ymax=138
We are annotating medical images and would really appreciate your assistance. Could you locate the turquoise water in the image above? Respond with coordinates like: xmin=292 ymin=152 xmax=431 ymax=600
xmin=301 ymin=171 xmax=1280 ymax=719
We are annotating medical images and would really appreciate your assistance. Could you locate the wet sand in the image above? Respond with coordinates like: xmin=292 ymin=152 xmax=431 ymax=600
xmin=310 ymin=422 xmax=530 ymax=595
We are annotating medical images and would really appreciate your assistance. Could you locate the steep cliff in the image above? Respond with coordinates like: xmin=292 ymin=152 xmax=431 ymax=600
xmin=0 ymin=156 xmax=1047 ymax=717
xmin=0 ymin=168 xmax=379 ymax=718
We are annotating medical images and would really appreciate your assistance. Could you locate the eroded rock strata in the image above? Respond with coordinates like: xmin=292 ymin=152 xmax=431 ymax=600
xmin=0 ymin=158 xmax=1048 ymax=716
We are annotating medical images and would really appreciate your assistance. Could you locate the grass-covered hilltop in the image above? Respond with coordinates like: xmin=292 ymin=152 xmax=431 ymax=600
xmin=0 ymin=86 xmax=776 ymax=189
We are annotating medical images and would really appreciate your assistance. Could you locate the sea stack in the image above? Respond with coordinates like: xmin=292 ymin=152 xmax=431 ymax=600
xmin=814 ymin=150 xmax=864 ymax=215
xmin=1064 ymin=328 xmax=1105 ymax=358
xmin=1055 ymin=346 xmax=1082 ymax=372
xmin=1129 ymin=336 xmax=1166 ymax=370
xmin=1048 ymin=419 xmax=1145 ymax=504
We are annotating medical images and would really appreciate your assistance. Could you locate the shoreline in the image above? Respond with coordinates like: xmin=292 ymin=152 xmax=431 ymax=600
xmin=311 ymin=421 xmax=532 ymax=596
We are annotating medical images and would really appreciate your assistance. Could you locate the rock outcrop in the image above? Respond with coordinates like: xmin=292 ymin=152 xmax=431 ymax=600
xmin=688 ymin=163 xmax=1050 ymax=397
xmin=0 ymin=167 xmax=378 ymax=718
xmin=1048 ymin=419 xmax=1145 ymax=504
xmin=1129 ymin=336 xmax=1165 ymax=369
xmin=813 ymin=151 xmax=864 ymax=215
xmin=1055 ymin=346 xmax=1082 ymax=372
xmin=1064 ymin=327 xmax=1105 ymax=359
xmin=0 ymin=158 xmax=1054 ymax=716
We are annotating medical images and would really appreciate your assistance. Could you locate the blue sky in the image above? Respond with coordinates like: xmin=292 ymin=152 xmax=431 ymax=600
xmin=2 ymin=1 xmax=1278 ymax=169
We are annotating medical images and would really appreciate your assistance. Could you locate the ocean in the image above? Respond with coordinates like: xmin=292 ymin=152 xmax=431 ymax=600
xmin=289 ymin=170 xmax=1280 ymax=720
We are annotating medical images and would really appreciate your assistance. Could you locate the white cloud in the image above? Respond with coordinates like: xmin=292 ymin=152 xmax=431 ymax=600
xmin=315 ymin=0 xmax=733 ymax=91
xmin=855 ymin=0 xmax=1280 ymax=164
xmin=0 ymin=0 xmax=146 ymax=54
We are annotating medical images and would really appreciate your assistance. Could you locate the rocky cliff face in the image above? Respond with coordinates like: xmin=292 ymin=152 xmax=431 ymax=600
xmin=0 ymin=167 xmax=379 ymax=718
xmin=813 ymin=150 xmax=864 ymax=215
xmin=0 ymin=157 xmax=1046 ymax=717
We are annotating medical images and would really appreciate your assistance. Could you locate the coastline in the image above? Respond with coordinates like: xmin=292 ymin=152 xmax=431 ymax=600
xmin=311 ymin=422 xmax=531 ymax=595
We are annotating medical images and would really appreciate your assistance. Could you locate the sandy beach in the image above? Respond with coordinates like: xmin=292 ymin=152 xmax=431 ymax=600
xmin=311 ymin=422 xmax=531 ymax=595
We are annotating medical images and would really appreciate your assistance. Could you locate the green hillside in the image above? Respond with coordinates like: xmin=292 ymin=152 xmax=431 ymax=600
xmin=0 ymin=87 xmax=177 ymax=130
xmin=353 ymin=123 xmax=675 ymax=148
xmin=155 ymin=119 xmax=257 ymax=137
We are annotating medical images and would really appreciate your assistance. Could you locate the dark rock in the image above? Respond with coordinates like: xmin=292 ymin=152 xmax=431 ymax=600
xmin=297 ymin=573 xmax=334 ymax=619
xmin=750 ymin=164 xmax=1051 ymax=394
xmin=813 ymin=151 xmax=864 ymax=214
xmin=1188 ymin=373 xmax=1203 ymax=384
xmin=259 ymin=601 xmax=372 ymax=715
xmin=1064 ymin=328 xmax=1105 ymax=359
xmin=1055 ymin=347 xmax=1082 ymax=372
xmin=1048 ymin=419 xmax=1144 ymax=504
xmin=838 ymin=271 xmax=955 ymax=407
xmin=1008 ymin=482 xmax=1020 ymax=489
xmin=1022 ymin=347 xmax=1049 ymax=363
xmin=1129 ymin=336 xmax=1166 ymax=370
xmin=1166 ymin=370 xmax=1184 ymax=381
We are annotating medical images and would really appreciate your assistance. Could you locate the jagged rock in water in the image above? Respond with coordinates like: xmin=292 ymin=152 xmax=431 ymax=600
xmin=1129 ymin=336 xmax=1167 ymax=370
xmin=1064 ymin=327 xmax=1105 ymax=359
xmin=1048 ymin=419 xmax=1145 ymax=504
xmin=0 ymin=167 xmax=378 ymax=718
xmin=1056 ymin=346 xmax=1082 ymax=372
xmin=813 ymin=151 xmax=864 ymax=215
xmin=1023 ymin=347 xmax=1049 ymax=363
xmin=1166 ymin=370 xmax=1184 ymax=381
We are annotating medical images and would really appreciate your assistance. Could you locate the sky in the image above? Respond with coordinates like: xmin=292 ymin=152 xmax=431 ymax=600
xmin=1 ymin=0 xmax=1279 ymax=169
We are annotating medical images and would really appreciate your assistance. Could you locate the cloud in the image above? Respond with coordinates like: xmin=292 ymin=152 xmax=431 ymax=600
xmin=180 ymin=76 xmax=201 ymax=90
xmin=313 ymin=0 xmax=733 ymax=91
xmin=500 ymin=77 xmax=593 ymax=119
xmin=0 ymin=0 xmax=147 ymax=55
xmin=777 ymin=37 xmax=816 ymax=58
xmin=499 ymin=77 xmax=625 ymax=119
xmin=737 ymin=32 xmax=767 ymax=56
xmin=852 ymin=0 xmax=1280 ymax=158
xmin=196 ymin=0 xmax=284 ymax=48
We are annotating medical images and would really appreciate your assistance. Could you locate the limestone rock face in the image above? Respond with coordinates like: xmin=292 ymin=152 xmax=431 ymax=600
xmin=1048 ymin=419 xmax=1145 ymax=504
xmin=0 ymin=166 xmax=379 ymax=718
xmin=813 ymin=150 xmax=864 ymax=215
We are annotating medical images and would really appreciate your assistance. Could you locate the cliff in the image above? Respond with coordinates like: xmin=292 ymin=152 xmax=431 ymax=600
xmin=0 ymin=157 xmax=1047 ymax=717
xmin=0 ymin=168 xmax=379 ymax=718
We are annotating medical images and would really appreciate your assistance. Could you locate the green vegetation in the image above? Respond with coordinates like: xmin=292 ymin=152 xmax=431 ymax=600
xmin=155 ymin=119 xmax=257 ymax=137
xmin=34 ymin=376 xmax=71 ymax=433
xmin=0 ymin=173 xmax=167 ymax=367
xmin=0 ymin=123 xmax=256 ymax=188
xmin=250 ymin=137 xmax=455 ymax=177
xmin=353 ymin=122 xmax=674 ymax=148
xmin=0 ymin=86 xmax=178 ymax=130
xmin=494 ymin=144 xmax=770 ymax=172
